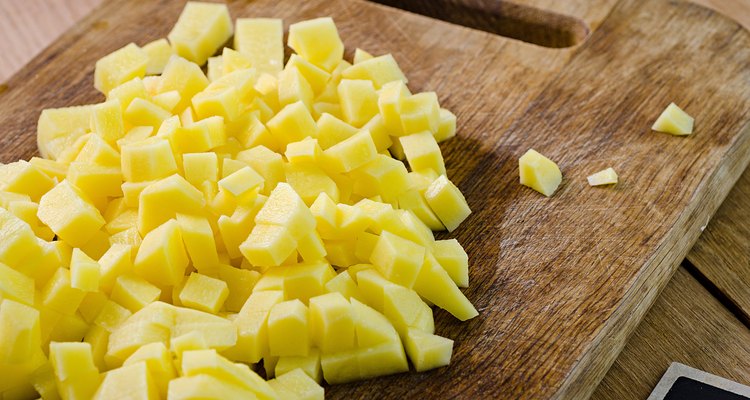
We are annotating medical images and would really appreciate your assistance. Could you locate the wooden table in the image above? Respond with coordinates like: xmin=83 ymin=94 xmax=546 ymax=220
xmin=2 ymin=1 xmax=749 ymax=398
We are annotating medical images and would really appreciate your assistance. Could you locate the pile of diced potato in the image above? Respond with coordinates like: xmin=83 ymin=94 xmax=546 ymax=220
xmin=0 ymin=2 xmax=477 ymax=399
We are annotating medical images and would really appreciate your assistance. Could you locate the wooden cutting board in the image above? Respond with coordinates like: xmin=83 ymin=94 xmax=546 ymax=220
xmin=1 ymin=0 xmax=749 ymax=398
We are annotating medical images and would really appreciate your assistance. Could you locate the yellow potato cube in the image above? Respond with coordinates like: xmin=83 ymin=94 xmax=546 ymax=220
xmin=67 ymin=162 xmax=123 ymax=209
xmin=377 ymin=81 xmax=410 ymax=135
xmin=278 ymin=66 xmax=315 ymax=110
xmin=310 ymin=192 xmax=337 ymax=236
xmin=137 ymin=174 xmax=205 ymax=234
xmin=0 ymin=299 xmax=40 ymax=364
xmin=111 ymin=274 xmax=162 ymax=312
xmin=183 ymin=152 xmax=218 ymax=187
xmin=350 ymin=154 xmax=410 ymax=203
xmin=220 ymin=47 xmax=251 ymax=75
xmin=207 ymin=55 xmax=224 ymax=81
xmin=362 ymin=114 xmax=393 ymax=152
xmin=240 ymin=224 xmax=297 ymax=268
xmin=30 ymin=156 xmax=68 ymax=181
xmin=217 ymin=264 xmax=260 ymax=312
xmin=266 ymin=101 xmax=318 ymax=150
xmin=518 ymin=148 xmax=562 ymax=197
xmin=90 ymin=99 xmax=125 ymax=144
xmin=652 ymin=102 xmax=694 ymax=135
xmin=217 ymin=198 xmax=265 ymax=258
xmin=435 ymin=108 xmax=457 ymax=142
xmin=109 ymin=226 xmax=142 ymax=248
xmin=285 ymin=137 xmax=323 ymax=165
xmin=171 ymin=331 xmax=208 ymax=361
xmin=414 ymin=253 xmax=477 ymax=321
xmin=400 ymin=92 xmax=441 ymax=135
xmin=587 ymin=167 xmax=618 ymax=186
xmin=235 ymin=18 xmax=283 ymax=75
xmin=37 ymin=105 xmax=93 ymax=160
xmin=424 ymin=175 xmax=471 ymax=231
xmin=399 ymin=131 xmax=446 ymax=175
xmin=309 ymin=292 xmax=355 ymax=353
xmin=94 ymin=300 xmax=132 ymax=333
xmin=287 ymin=55 xmax=331 ymax=97
xmin=353 ymin=48 xmax=373 ymax=64
xmin=179 ymin=273 xmax=229 ymax=314
xmin=142 ymin=38 xmax=174 ymax=75
xmin=350 ymin=298 xmax=398 ymax=347
xmin=93 ymin=361 xmax=159 ymax=400
xmin=378 ymin=209 xmax=434 ymax=247
xmin=338 ymin=79 xmax=378 ymax=127
xmin=56 ymin=133 xmax=91 ymax=165
xmin=316 ymin=113 xmax=357 ymax=150
xmin=41 ymin=267 xmax=85 ymax=315
xmin=283 ymin=262 xmax=335 ymax=303
xmin=355 ymin=269 xmax=395 ymax=313
xmin=268 ymin=299 xmax=310 ymax=357
xmin=174 ymin=116 xmax=228 ymax=154
xmin=404 ymin=328 xmax=453 ymax=372
xmin=288 ymin=17 xmax=344 ymax=72
xmin=297 ymin=232 xmax=327 ymax=263
xmin=0 ymin=160 xmax=55 ymax=202
xmin=167 ymin=374 xmax=256 ymax=399
xmin=70 ymin=248 xmax=101 ymax=292
xmin=255 ymin=182 xmax=316 ymax=240
xmin=369 ymin=231 xmax=425 ymax=288
xmin=49 ymin=341 xmax=101 ymax=400
xmin=95 ymin=43 xmax=148 ymax=94
xmin=176 ymin=213 xmax=219 ymax=273
xmin=0 ymin=262 xmax=34 ymax=306
xmin=219 ymin=166 xmax=264 ymax=197
xmin=159 ymin=56 xmax=209 ymax=111
xmin=121 ymin=137 xmax=177 ymax=182
xmin=342 ymin=54 xmax=407 ymax=89
xmin=106 ymin=321 xmax=170 ymax=368
xmin=98 ymin=243 xmax=133 ymax=294
xmin=382 ymin=284 xmax=431 ymax=336
xmin=319 ymin=349 xmax=359 ymax=384
xmin=268 ymin=368 xmax=324 ymax=400
xmin=192 ymin=85 xmax=242 ymax=121
xmin=168 ymin=2 xmax=233 ymax=65
xmin=397 ymin=189 xmax=444 ymax=231
xmin=432 ymin=239 xmax=469 ymax=288
xmin=125 ymin=98 xmax=171 ymax=129
xmin=357 ymin=340 xmax=409 ymax=380
xmin=322 ymin=130 xmax=378 ymax=173
xmin=152 ymin=90 xmax=182 ymax=113
xmin=224 ymin=290 xmax=283 ymax=363
xmin=123 ymin=342 xmax=176 ymax=398
xmin=107 ymin=78 xmax=149 ymax=112
xmin=276 ymin=349 xmax=322 ymax=383
xmin=173 ymin=305 xmax=237 ymax=350
xmin=284 ymin=162 xmax=340 ymax=205
xmin=134 ymin=219 xmax=189 ymax=286
xmin=181 ymin=349 xmax=276 ymax=399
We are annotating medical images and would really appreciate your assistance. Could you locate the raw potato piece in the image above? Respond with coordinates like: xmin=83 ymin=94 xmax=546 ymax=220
xmin=168 ymin=2 xmax=233 ymax=65
xmin=587 ymin=167 xmax=618 ymax=186
xmin=652 ymin=102 xmax=694 ymax=135
xmin=518 ymin=149 xmax=562 ymax=197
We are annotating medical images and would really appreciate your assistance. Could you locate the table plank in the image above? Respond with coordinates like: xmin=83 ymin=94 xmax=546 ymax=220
xmin=592 ymin=266 xmax=750 ymax=400
xmin=0 ymin=0 xmax=102 ymax=82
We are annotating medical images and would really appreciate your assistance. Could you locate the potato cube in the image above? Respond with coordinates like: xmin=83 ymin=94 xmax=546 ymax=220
xmin=362 ymin=114 xmax=393 ymax=152
xmin=342 ymin=54 xmax=407 ymax=89
xmin=70 ymin=248 xmax=101 ymax=292
xmin=287 ymin=54 xmax=331 ymax=95
xmin=240 ymin=224 xmax=297 ymax=267
xmin=0 ymin=262 xmax=34 ymax=306
xmin=288 ymin=17 xmax=344 ymax=72
xmin=174 ymin=116 xmax=227 ymax=154
xmin=285 ymin=137 xmax=323 ymax=165
xmin=297 ymin=232 xmax=327 ymax=263
xmin=98 ymin=243 xmax=132 ymax=294
xmin=0 ymin=160 xmax=55 ymax=201
xmin=134 ymin=219 xmax=189 ymax=286
xmin=123 ymin=342 xmax=175 ymax=398
xmin=138 ymin=174 xmax=205 ymax=235
xmin=41 ymin=267 xmax=85 ymax=315
xmin=121 ymin=137 xmax=177 ymax=182
xmin=351 ymin=298 xmax=398 ymax=347
xmin=167 ymin=374 xmax=256 ymax=399
xmin=268 ymin=368 xmax=324 ymax=400
xmin=179 ymin=273 xmax=229 ymax=314
xmin=404 ymin=328 xmax=453 ymax=372
xmin=236 ymin=145 xmax=285 ymax=194
xmin=95 ymin=43 xmax=148 ymax=94
xmin=382 ymin=284 xmax=432 ymax=336
xmin=168 ymin=2 xmax=233 ymax=65
xmin=125 ymin=98 xmax=171 ymax=129
xmin=217 ymin=264 xmax=260 ymax=312
xmin=400 ymin=92 xmax=441 ymax=135
xmin=107 ymin=78 xmax=148 ymax=112
xmin=322 ymin=130 xmax=378 ymax=173
xmin=111 ymin=274 xmax=161 ymax=312
xmin=142 ymin=38 xmax=174 ymax=75
xmin=278 ymin=66 xmax=315 ymax=110
xmin=29 ymin=156 xmax=67 ymax=181
xmin=369 ymin=231 xmax=425 ymax=288
xmin=518 ymin=148 xmax=562 ymax=197
xmin=0 ymin=299 xmax=40 ymax=364
xmin=94 ymin=300 xmax=132 ymax=333
xmin=268 ymin=299 xmax=310 ymax=357
xmin=159 ymin=56 xmax=209 ymax=111
xmin=183 ymin=152 xmax=219 ymax=187
xmin=181 ymin=349 xmax=276 ymax=399
xmin=255 ymin=182 xmax=315 ymax=240
xmin=284 ymin=162 xmax=340 ymax=205
xmin=338 ymin=79 xmax=378 ymax=127
xmin=234 ymin=18 xmax=283 ymax=75
xmin=106 ymin=320 xmax=170 ymax=368
xmin=49 ymin=342 xmax=101 ymax=400
xmin=399 ymin=131 xmax=445 ymax=175
xmin=266 ymin=101 xmax=317 ymax=150
xmin=652 ymin=102 xmax=694 ymax=135
xmin=192 ymin=86 xmax=242 ymax=121
xmin=176 ymin=213 xmax=219 ymax=273
xmin=217 ymin=198 xmax=265 ymax=259
xmin=324 ymin=239 xmax=359 ymax=268
xmin=414 ymin=253 xmax=477 ymax=321
xmin=316 ymin=113 xmax=357 ymax=150
xmin=351 ymin=154 xmax=410 ymax=202
xmin=432 ymin=239 xmax=469 ymax=288
xmin=219 ymin=166 xmax=264 ymax=198
xmin=424 ymin=175 xmax=471 ymax=231
xmin=357 ymin=340 xmax=409 ymax=380
xmin=397 ymin=189 xmax=444 ymax=231
xmin=353 ymin=48 xmax=373 ymax=64
xmin=275 ymin=350 xmax=322 ymax=383
xmin=172 ymin=306 xmax=237 ymax=351
xmin=309 ymin=292 xmax=355 ymax=353
xmin=587 ymin=167 xmax=618 ymax=186
xmin=37 ymin=105 xmax=92 ymax=160
xmin=225 ymin=290 xmax=283 ymax=363
xmin=435 ymin=108 xmax=457 ymax=142
xmin=67 ymin=163 xmax=123 ymax=207
xmin=377 ymin=81 xmax=410 ymax=136
xmin=319 ymin=350 xmax=360 ymax=384
xmin=93 ymin=361 xmax=159 ymax=400
xmin=283 ymin=262 xmax=335 ymax=303
xmin=38 ymin=180 xmax=105 ymax=247
xmin=90 ymin=99 xmax=125 ymax=145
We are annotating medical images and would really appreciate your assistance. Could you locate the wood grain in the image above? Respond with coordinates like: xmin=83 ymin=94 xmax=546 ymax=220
xmin=592 ymin=267 xmax=750 ymax=400
xmin=0 ymin=0 xmax=103 ymax=83
xmin=1 ymin=0 xmax=750 ymax=399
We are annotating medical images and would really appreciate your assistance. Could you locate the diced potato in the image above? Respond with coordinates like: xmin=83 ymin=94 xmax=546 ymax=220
xmin=399 ymin=131 xmax=446 ymax=175
xmin=432 ymin=239 xmax=469 ymax=288
xmin=134 ymin=219 xmax=189 ymax=286
xmin=137 ymin=174 xmax=205 ymax=235
xmin=338 ymin=79 xmax=378 ymax=127
xmin=93 ymin=361 xmax=159 ymax=400
xmin=168 ymin=2 xmax=233 ymax=65
xmin=178 ymin=273 xmax=229 ymax=314
xmin=342 ymin=54 xmax=407 ymax=89
xmin=278 ymin=66 xmax=315 ymax=110
xmin=123 ymin=342 xmax=175 ymax=398
xmin=183 ymin=152 xmax=219 ymax=187
xmin=217 ymin=264 xmax=260 ymax=312
xmin=322 ymin=130 xmax=378 ymax=173
xmin=267 ymin=299 xmax=310 ymax=357
xmin=403 ymin=328 xmax=453 ymax=372
xmin=0 ymin=299 xmax=41 ymax=364
xmin=288 ymin=17 xmax=344 ymax=72
xmin=225 ymin=290 xmax=283 ymax=363
xmin=369 ymin=231 xmax=425 ymax=288
xmin=235 ymin=18 xmax=284 ymax=75
xmin=49 ymin=342 xmax=101 ymax=398
xmin=414 ymin=253 xmax=477 ymax=321
xmin=142 ymin=38 xmax=174 ymax=75
xmin=167 ymin=374 xmax=256 ymax=399
xmin=275 ymin=349 xmax=322 ymax=383
xmin=435 ymin=108 xmax=457 ymax=142
xmin=587 ymin=167 xmax=618 ymax=186
xmin=652 ymin=102 xmax=694 ymax=135
xmin=121 ymin=137 xmax=178 ymax=182
xmin=70 ymin=248 xmax=101 ymax=292
xmin=309 ymin=292 xmax=355 ymax=353
xmin=41 ymin=268 xmax=86 ymax=315
xmin=268 ymin=368 xmax=325 ymax=400
xmin=175 ymin=213 xmax=219 ymax=274
xmin=424 ymin=175 xmax=471 ymax=231
xmin=159 ymin=56 xmax=209 ymax=111
xmin=95 ymin=43 xmax=148 ymax=94
xmin=37 ymin=105 xmax=92 ymax=160
xmin=94 ymin=300 xmax=132 ymax=333
xmin=111 ymin=274 xmax=162 ymax=313
xmin=518 ymin=148 xmax=562 ymax=197
xmin=266 ymin=101 xmax=318 ymax=150
xmin=400 ymin=92 xmax=440 ymax=136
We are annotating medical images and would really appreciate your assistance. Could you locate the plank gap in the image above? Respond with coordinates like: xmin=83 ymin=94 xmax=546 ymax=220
xmin=683 ymin=259 xmax=750 ymax=329
xmin=366 ymin=0 xmax=590 ymax=48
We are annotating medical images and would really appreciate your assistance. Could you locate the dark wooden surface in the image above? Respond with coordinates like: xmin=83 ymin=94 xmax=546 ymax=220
xmin=1 ymin=0 xmax=750 ymax=398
